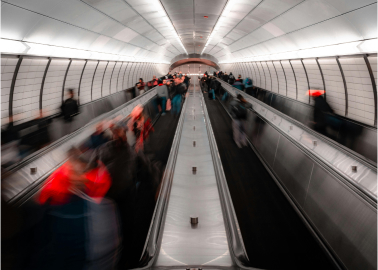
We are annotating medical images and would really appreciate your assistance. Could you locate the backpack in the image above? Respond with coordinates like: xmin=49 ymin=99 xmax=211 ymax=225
xmin=246 ymin=78 xmax=252 ymax=85
xmin=232 ymin=102 xmax=247 ymax=119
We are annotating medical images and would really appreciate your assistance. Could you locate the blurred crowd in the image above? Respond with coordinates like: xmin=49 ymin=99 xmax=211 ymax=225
xmin=2 ymin=72 xmax=190 ymax=270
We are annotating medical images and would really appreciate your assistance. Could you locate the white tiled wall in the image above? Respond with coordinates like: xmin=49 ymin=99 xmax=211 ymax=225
xmin=1 ymin=56 xmax=18 ymax=125
xmin=65 ymin=60 xmax=86 ymax=93
xmin=92 ymin=61 xmax=108 ymax=101
xmin=273 ymin=61 xmax=286 ymax=96
xmin=42 ymin=59 xmax=70 ymax=116
xmin=281 ymin=60 xmax=296 ymax=100
xmin=252 ymin=62 xmax=261 ymax=88
xmin=262 ymin=62 xmax=272 ymax=91
xmin=118 ymin=62 xmax=129 ymax=91
xmin=79 ymin=60 xmax=98 ymax=105
xmin=102 ymin=61 xmax=116 ymax=97
xmin=267 ymin=61 xmax=279 ymax=94
xmin=110 ymin=62 xmax=122 ymax=94
xmin=318 ymin=58 xmax=346 ymax=116
xmin=13 ymin=57 xmax=49 ymax=124
xmin=123 ymin=63 xmax=134 ymax=89
xmin=290 ymin=60 xmax=309 ymax=104
xmin=258 ymin=62 xmax=266 ymax=89
xmin=339 ymin=57 xmax=375 ymax=126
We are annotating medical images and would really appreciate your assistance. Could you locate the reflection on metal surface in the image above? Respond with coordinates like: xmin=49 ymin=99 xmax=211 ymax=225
xmin=154 ymin=82 xmax=232 ymax=268
xmin=217 ymin=79 xmax=377 ymax=198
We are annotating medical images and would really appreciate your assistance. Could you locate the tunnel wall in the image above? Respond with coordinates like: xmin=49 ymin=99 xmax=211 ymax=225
xmin=1 ymin=54 xmax=169 ymax=126
xmin=219 ymin=54 xmax=377 ymax=127
xmin=171 ymin=63 xmax=217 ymax=75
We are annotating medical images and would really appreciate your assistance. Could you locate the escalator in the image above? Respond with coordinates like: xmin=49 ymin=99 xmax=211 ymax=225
xmin=1 ymin=90 xmax=182 ymax=270
xmin=203 ymin=93 xmax=336 ymax=269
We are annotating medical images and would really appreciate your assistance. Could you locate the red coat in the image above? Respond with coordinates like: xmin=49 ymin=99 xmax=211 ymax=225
xmin=39 ymin=162 xmax=111 ymax=205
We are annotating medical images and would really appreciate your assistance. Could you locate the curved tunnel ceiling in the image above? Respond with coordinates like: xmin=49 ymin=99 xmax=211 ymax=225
xmin=1 ymin=0 xmax=377 ymax=63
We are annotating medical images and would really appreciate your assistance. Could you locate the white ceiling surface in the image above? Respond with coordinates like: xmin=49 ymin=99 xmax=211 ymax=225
xmin=198 ymin=0 xmax=377 ymax=62
xmin=1 ymin=0 xmax=188 ymax=62
xmin=1 ymin=0 xmax=377 ymax=64
xmin=160 ymin=0 xmax=227 ymax=55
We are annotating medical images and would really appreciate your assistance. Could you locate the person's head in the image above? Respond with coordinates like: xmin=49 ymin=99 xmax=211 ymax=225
xmin=230 ymin=72 xmax=233 ymax=75
xmin=173 ymin=75 xmax=177 ymax=79
xmin=95 ymin=122 xmax=104 ymax=134
xmin=179 ymin=71 xmax=182 ymax=74
xmin=238 ymin=75 xmax=241 ymax=79
xmin=112 ymin=124 xmax=127 ymax=142
xmin=67 ymin=88 xmax=74 ymax=99
xmin=139 ymin=78 xmax=143 ymax=83
xmin=153 ymin=75 xmax=156 ymax=80
xmin=67 ymin=147 xmax=87 ymax=172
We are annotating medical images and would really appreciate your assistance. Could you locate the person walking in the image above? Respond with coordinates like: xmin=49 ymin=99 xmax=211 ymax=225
xmin=230 ymin=94 xmax=251 ymax=148
xmin=156 ymin=79 xmax=169 ymax=115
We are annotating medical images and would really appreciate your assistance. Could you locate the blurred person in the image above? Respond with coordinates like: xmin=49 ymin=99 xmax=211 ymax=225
xmin=83 ymin=122 xmax=110 ymax=151
xmin=61 ymin=88 xmax=79 ymax=134
xmin=38 ymin=147 xmax=115 ymax=270
xmin=244 ymin=77 xmax=253 ymax=93
xmin=87 ymin=122 xmax=157 ymax=268
xmin=311 ymin=91 xmax=334 ymax=136
xmin=228 ymin=72 xmax=235 ymax=85
xmin=201 ymin=75 xmax=208 ymax=92
xmin=156 ymin=79 xmax=169 ymax=115
xmin=167 ymin=72 xmax=173 ymax=79
xmin=178 ymin=71 xmax=183 ymax=79
xmin=222 ymin=72 xmax=229 ymax=82
xmin=135 ymin=78 xmax=145 ymax=96
xmin=230 ymin=94 xmax=251 ymax=148
xmin=171 ymin=82 xmax=186 ymax=116
xmin=183 ymin=74 xmax=190 ymax=88
xmin=127 ymin=105 xmax=154 ymax=152
xmin=233 ymin=79 xmax=245 ymax=91
xmin=236 ymin=74 xmax=243 ymax=82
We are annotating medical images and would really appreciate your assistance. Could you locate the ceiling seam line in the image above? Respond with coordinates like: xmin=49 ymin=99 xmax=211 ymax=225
xmin=120 ymin=0 xmax=183 ymax=54
xmin=158 ymin=0 xmax=188 ymax=54
xmin=224 ymin=2 xmax=377 ymax=56
xmin=77 ymin=0 xmax=177 ymax=55
xmin=2 ymin=1 xmax=173 ymax=59
xmin=221 ymin=0 xmax=306 ymax=49
xmin=207 ymin=0 xmax=265 ymax=54
xmin=201 ymin=0 xmax=229 ymax=54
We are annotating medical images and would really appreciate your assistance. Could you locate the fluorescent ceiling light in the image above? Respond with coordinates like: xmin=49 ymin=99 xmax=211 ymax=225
xmin=1 ymin=39 xmax=171 ymax=64
xmin=219 ymin=39 xmax=378 ymax=63
xmin=153 ymin=0 xmax=188 ymax=55
xmin=201 ymin=0 xmax=235 ymax=55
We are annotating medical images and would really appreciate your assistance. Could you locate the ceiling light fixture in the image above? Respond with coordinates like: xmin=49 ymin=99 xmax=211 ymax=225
xmin=153 ymin=0 xmax=188 ymax=55
xmin=201 ymin=0 xmax=235 ymax=55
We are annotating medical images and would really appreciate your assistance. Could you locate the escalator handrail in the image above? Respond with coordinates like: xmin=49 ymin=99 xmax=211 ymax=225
xmin=4 ymin=88 xmax=159 ymax=205
xmin=200 ymin=81 xmax=261 ymax=270
xmin=136 ymin=87 xmax=189 ymax=269
xmin=2 ymin=85 xmax=159 ymax=179
xmin=215 ymin=78 xmax=377 ymax=169
xmin=217 ymin=80 xmax=377 ymax=205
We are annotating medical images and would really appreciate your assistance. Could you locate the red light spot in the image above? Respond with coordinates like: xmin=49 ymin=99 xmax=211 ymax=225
xmin=204 ymin=16 xmax=208 ymax=18
xmin=308 ymin=89 xmax=325 ymax=96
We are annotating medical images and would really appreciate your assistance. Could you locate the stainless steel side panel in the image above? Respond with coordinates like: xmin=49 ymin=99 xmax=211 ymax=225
xmin=304 ymin=165 xmax=377 ymax=270
xmin=217 ymin=82 xmax=377 ymax=270
xmin=272 ymin=134 xmax=314 ymax=208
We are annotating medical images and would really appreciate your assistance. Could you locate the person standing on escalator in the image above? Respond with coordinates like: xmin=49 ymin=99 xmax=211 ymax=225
xmin=156 ymin=79 xmax=169 ymax=115
xmin=230 ymin=94 xmax=251 ymax=148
